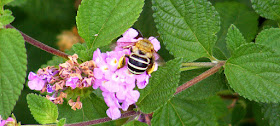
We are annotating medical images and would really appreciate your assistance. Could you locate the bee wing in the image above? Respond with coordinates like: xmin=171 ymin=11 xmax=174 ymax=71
xmin=110 ymin=41 xmax=136 ymax=50
xmin=153 ymin=52 xmax=165 ymax=66
xmin=117 ymin=42 xmax=136 ymax=48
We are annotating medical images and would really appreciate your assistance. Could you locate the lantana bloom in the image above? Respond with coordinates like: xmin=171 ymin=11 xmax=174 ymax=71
xmin=93 ymin=28 xmax=160 ymax=120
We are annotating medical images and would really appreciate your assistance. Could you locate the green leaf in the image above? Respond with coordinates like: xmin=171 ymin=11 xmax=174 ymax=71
xmin=76 ymin=0 xmax=144 ymax=49
xmin=226 ymin=24 xmax=247 ymax=54
xmin=0 ymin=0 xmax=13 ymax=7
xmin=224 ymin=43 xmax=280 ymax=103
xmin=152 ymin=0 xmax=220 ymax=61
xmin=58 ymin=94 xmax=114 ymax=125
xmin=214 ymin=1 xmax=258 ymax=58
xmin=259 ymin=20 xmax=279 ymax=31
xmin=151 ymin=97 xmax=218 ymax=126
xmin=231 ymin=101 xmax=246 ymax=125
xmin=13 ymin=0 xmax=76 ymax=72
xmin=253 ymin=103 xmax=270 ymax=126
xmin=261 ymin=103 xmax=280 ymax=126
xmin=210 ymin=0 xmax=254 ymax=9
xmin=123 ymin=120 xmax=148 ymax=126
xmin=177 ymin=68 xmax=226 ymax=100
xmin=212 ymin=47 xmax=227 ymax=60
xmin=57 ymin=118 xmax=66 ymax=126
xmin=0 ymin=28 xmax=26 ymax=119
xmin=208 ymin=96 xmax=230 ymax=125
xmin=256 ymin=28 xmax=280 ymax=54
xmin=251 ymin=0 xmax=280 ymax=20
xmin=72 ymin=43 xmax=91 ymax=61
xmin=12 ymin=88 xmax=37 ymax=124
xmin=7 ymin=0 xmax=26 ymax=6
xmin=27 ymin=94 xmax=58 ymax=124
xmin=22 ymin=0 xmax=76 ymax=22
xmin=137 ymin=58 xmax=182 ymax=113
xmin=133 ymin=0 xmax=158 ymax=37
xmin=0 ymin=10 xmax=14 ymax=27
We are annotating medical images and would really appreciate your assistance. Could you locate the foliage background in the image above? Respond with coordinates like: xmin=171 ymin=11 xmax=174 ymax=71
xmin=2 ymin=0 xmax=280 ymax=125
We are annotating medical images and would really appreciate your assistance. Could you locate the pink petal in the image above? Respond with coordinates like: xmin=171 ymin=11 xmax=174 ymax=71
xmin=102 ymin=81 xmax=119 ymax=92
xmin=103 ymin=92 xmax=120 ymax=108
xmin=106 ymin=107 xmax=121 ymax=120
xmin=127 ymin=90 xmax=140 ymax=102
xmin=0 ymin=120 xmax=6 ymax=126
xmin=94 ymin=68 xmax=104 ymax=79
xmin=116 ymin=85 xmax=126 ymax=100
xmin=92 ymin=48 xmax=101 ymax=61
xmin=66 ymin=77 xmax=79 ymax=89
xmin=149 ymin=37 xmax=160 ymax=52
xmin=121 ymin=101 xmax=130 ymax=111
xmin=28 ymin=72 xmax=37 ymax=80
xmin=92 ymin=48 xmax=107 ymax=66
xmin=136 ymin=77 xmax=149 ymax=89
xmin=6 ymin=117 xmax=14 ymax=122
xmin=92 ymin=79 xmax=104 ymax=89
xmin=123 ymin=28 xmax=138 ymax=39
xmin=28 ymin=78 xmax=45 ymax=90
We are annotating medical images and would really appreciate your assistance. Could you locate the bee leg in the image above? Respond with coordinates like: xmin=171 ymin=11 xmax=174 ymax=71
xmin=117 ymin=55 xmax=127 ymax=69
xmin=146 ymin=62 xmax=156 ymax=75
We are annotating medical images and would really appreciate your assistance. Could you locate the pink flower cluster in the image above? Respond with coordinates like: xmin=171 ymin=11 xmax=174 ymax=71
xmin=27 ymin=28 xmax=160 ymax=120
xmin=92 ymin=28 xmax=160 ymax=119
xmin=0 ymin=116 xmax=15 ymax=126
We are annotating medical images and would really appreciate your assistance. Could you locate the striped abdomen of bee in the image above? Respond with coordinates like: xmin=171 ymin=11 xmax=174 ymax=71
xmin=126 ymin=53 xmax=151 ymax=75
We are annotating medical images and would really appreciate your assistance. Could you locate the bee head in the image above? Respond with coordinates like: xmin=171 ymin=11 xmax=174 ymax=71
xmin=135 ymin=39 xmax=154 ymax=53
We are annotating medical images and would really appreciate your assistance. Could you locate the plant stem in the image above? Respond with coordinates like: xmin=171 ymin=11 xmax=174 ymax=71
xmin=174 ymin=61 xmax=225 ymax=95
xmin=5 ymin=24 xmax=69 ymax=59
xmin=64 ymin=111 xmax=140 ymax=126
xmin=181 ymin=62 xmax=217 ymax=67
xmin=180 ymin=66 xmax=201 ymax=71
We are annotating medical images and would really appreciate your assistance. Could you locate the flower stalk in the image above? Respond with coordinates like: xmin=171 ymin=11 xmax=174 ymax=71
xmin=5 ymin=24 xmax=69 ymax=59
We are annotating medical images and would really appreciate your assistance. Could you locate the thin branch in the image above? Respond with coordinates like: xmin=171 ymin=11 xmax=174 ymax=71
xmin=65 ymin=111 xmax=140 ymax=126
xmin=6 ymin=24 xmax=69 ymax=59
xmin=175 ymin=61 xmax=225 ymax=95
xmin=181 ymin=62 xmax=217 ymax=67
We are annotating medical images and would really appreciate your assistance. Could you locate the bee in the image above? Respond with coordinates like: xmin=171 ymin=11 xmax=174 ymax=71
xmin=117 ymin=38 xmax=162 ymax=75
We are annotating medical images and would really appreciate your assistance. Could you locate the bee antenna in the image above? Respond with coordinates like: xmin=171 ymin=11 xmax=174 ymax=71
xmin=155 ymin=35 xmax=160 ymax=39
xmin=149 ymin=35 xmax=160 ymax=41
xmin=137 ymin=29 xmax=144 ymax=38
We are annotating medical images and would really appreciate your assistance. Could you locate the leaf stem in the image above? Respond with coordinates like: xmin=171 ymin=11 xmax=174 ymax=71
xmin=64 ymin=111 xmax=140 ymax=126
xmin=5 ymin=24 xmax=69 ymax=59
xmin=181 ymin=62 xmax=217 ymax=67
xmin=180 ymin=66 xmax=201 ymax=71
xmin=209 ymin=55 xmax=219 ymax=62
xmin=174 ymin=61 xmax=225 ymax=95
